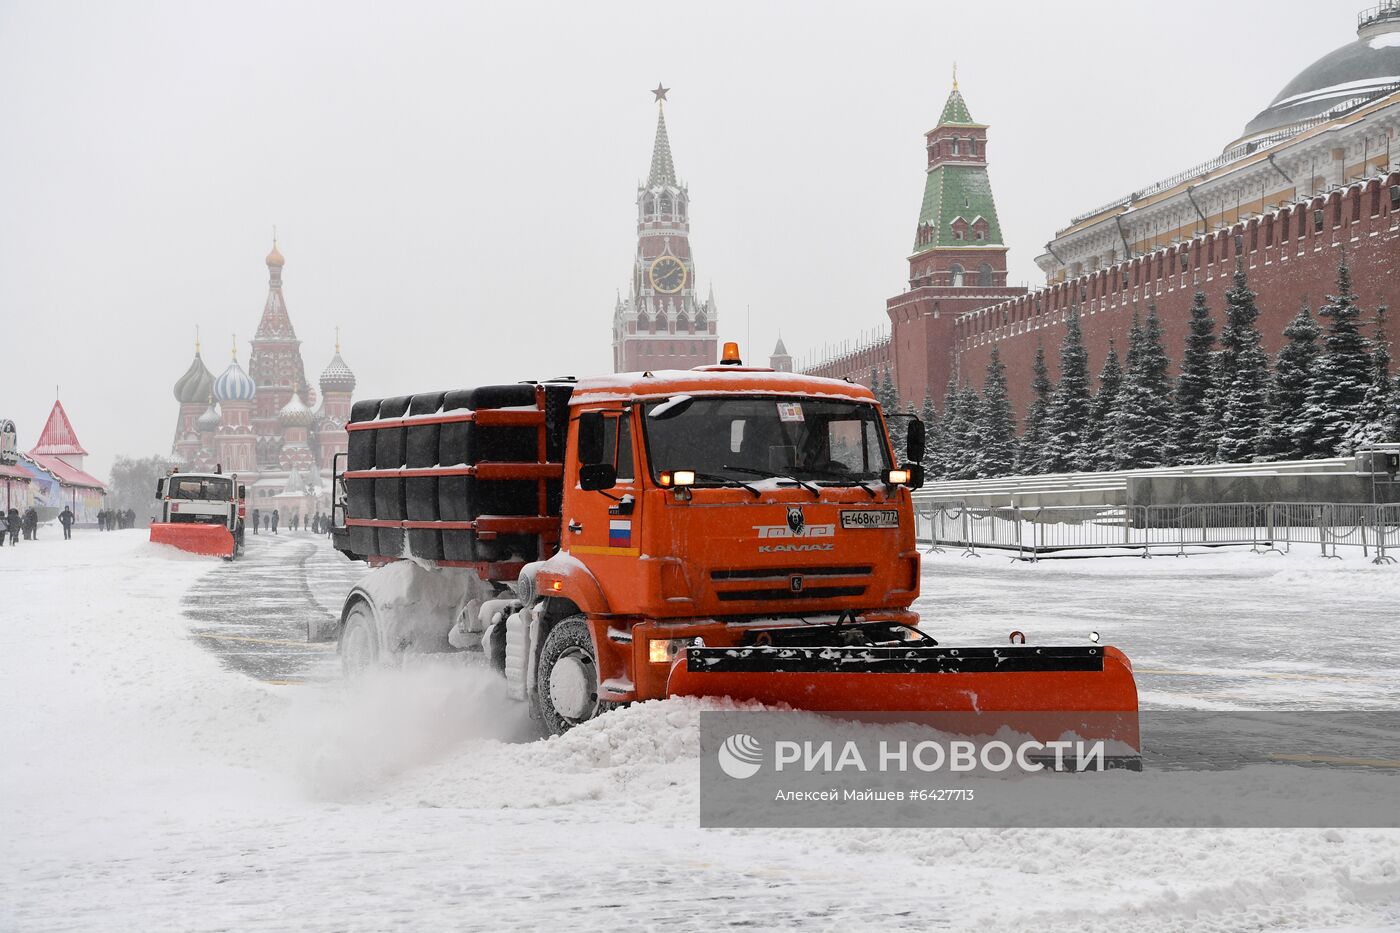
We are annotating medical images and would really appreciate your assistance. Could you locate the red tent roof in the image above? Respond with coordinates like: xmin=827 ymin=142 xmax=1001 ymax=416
xmin=26 ymin=454 xmax=105 ymax=491
xmin=0 ymin=464 xmax=31 ymax=482
xmin=29 ymin=400 xmax=88 ymax=457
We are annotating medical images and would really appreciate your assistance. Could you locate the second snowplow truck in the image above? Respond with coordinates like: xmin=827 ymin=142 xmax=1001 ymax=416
xmin=329 ymin=343 xmax=1138 ymax=742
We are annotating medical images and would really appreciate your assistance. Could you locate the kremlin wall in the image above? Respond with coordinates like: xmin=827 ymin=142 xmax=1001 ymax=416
xmin=803 ymin=1 xmax=1400 ymax=418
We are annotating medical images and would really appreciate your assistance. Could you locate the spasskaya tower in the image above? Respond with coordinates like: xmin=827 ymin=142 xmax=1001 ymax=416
xmin=611 ymin=84 xmax=718 ymax=372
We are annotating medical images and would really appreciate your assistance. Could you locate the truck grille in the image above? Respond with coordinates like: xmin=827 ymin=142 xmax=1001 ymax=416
xmin=716 ymin=585 xmax=867 ymax=602
xmin=710 ymin=565 xmax=872 ymax=581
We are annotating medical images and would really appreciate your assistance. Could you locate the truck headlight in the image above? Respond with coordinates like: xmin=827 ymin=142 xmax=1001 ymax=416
xmin=649 ymin=637 xmax=693 ymax=664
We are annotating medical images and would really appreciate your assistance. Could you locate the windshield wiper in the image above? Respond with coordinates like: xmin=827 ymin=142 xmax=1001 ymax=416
xmin=803 ymin=467 xmax=879 ymax=498
xmin=690 ymin=471 xmax=762 ymax=498
xmin=721 ymin=465 xmax=820 ymax=498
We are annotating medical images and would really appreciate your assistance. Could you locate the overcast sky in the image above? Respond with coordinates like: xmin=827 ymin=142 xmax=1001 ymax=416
xmin=0 ymin=0 xmax=1354 ymax=481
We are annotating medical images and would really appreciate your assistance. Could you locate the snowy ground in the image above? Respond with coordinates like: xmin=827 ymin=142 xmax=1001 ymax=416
xmin=3 ymin=531 xmax=1399 ymax=931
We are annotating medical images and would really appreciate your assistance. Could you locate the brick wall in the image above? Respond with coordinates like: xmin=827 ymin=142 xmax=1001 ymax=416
xmin=954 ymin=171 xmax=1400 ymax=420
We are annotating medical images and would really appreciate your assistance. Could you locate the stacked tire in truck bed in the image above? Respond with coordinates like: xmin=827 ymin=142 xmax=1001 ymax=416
xmin=339 ymin=382 xmax=572 ymax=566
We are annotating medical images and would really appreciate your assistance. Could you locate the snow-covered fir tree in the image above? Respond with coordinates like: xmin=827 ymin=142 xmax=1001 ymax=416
xmin=951 ymin=384 xmax=984 ymax=480
xmin=1016 ymin=344 xmax=1053 ymax=475
xmin=1305 ymin=261 xmax=1374 ymax=456
xmin=1344 ymin=302 xmax=1396 ymax=451
xmin=878 ymin=365 xmax=906 ymax=452
xmin=932 ymin=373 xmax=962 ymax=479
xmin=1079 ymin=339 xmax=1122 ymax=470
xmin=1169 ymin=291 xmax=1218 ymax=464
xmin=1041 ymin=308 xmax=1090 ymax=473
xmin=1113 ymin=304 xmax=1175 ymax=469
xmin=1259 ymin=302 xmax=1322 ymax=460
xmin=1215 ymin=264 xmax=1271 ymax=463
xmin=920 ymin=392 xmax=939 ymax=475
xmin=975 ymin=348 xmax=1017 ymax=477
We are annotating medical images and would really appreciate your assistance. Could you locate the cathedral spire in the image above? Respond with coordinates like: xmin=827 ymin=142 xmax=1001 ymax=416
xmin=254 ymin=241 xmax=297 ymax=341
xmin=647 ymin=90 xmax=677 ymax=188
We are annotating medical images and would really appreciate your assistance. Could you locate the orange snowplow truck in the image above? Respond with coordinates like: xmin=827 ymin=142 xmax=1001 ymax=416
xmin=328 ymin=345 xmax=1138 ymax=743
xmin=151 ymin=468 xmax=246 ymax=559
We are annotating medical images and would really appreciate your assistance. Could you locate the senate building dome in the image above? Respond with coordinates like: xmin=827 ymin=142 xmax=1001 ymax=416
xmin=1238 ymin=1 xmax=1400 ymax=144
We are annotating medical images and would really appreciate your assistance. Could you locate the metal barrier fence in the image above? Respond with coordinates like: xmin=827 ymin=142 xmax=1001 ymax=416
xmin=914 ymin=501 xmax=1400 ymax=562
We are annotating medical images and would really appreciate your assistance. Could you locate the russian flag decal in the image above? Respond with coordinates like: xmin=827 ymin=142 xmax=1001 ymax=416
xmin=608 ymin=519 xmax=632 ymax=547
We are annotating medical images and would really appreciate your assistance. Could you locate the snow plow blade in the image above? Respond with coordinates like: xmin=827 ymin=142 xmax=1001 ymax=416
xmin=149 ymin=523 xmax=236 ymax=558
xmin=667 ymin=643 xmax=1139 ymax=749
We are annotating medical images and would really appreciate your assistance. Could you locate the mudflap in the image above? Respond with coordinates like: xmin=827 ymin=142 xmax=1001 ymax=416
xmin=149 ymin=523 xmax=236 ymax=559
xmin=667 ymin=643 xmax=1140 ymax=753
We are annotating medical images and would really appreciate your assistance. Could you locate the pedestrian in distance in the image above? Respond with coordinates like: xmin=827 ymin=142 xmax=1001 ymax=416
xmin=271 ymin=508 xmax=279 ymax=535
xmin=7 ymin=508 xmax=18 ymax=545
xmin=251 ymin=507 xmax=260 ymax=534
xmin=59 ymin=506 xmax=75 ymax=540
xmin=290 ymin=513 xmax=299 ymax=533
xmin=24 ymin=507 xmax=37 ymax=540
xmin=0 ymin=511 xmax=7 ymax=547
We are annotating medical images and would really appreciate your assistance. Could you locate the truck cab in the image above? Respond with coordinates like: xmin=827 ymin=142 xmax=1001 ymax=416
xmin=151 ymin=469 xmax=246 ymax=558
xmin=532 ymin=365 xmax=925 ymax=716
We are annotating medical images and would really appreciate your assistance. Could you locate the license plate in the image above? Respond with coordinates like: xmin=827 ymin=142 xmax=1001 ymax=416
xmin=840 ymin=509 xmax=900 ymax=529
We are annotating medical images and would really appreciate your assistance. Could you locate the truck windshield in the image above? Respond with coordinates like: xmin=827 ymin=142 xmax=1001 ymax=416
xmin=642 ymin=395 xmax=891 ymax=486
xmin=168 ymin=476 xmax=233 ymax=501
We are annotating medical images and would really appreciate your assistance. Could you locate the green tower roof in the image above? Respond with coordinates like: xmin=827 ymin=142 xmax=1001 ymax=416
xmin=912 ymin=82 xmax=1004 ymax=255
xmin=938 ymin=86 xmax=976 ymax=125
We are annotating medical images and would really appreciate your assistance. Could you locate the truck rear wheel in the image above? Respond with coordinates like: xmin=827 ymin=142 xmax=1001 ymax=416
xmin=534 ymin=616 xmax=616 ymax=735
xmin=340 ymin=600 xmax=381 ymax=677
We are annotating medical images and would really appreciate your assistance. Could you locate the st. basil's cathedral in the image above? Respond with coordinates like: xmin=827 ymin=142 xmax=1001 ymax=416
xmin=169 ymin=242 xmax=354 ymax=519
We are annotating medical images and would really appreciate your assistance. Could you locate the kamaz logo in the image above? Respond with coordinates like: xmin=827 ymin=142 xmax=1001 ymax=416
xmin=759 ymin=543 xmax=835 ymax=553
xmin=753 ymin=523 xmax=835 ymax=539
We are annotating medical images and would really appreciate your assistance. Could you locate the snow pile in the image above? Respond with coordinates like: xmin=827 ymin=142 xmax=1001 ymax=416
xmin=4 ymin=534 xmax=1400 ymax=932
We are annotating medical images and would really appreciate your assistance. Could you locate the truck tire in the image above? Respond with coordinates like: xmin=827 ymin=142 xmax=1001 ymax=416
xmin=407 ymin=391 xmax=447 ymax=560
xmin=340 ymin=600 xmax=382 ymax=677
xmin=533 ymin=616 xmax=617 ymax=735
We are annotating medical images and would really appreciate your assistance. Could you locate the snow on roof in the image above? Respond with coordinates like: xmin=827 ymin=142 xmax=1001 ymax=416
xmin=23 ymin=454 xmax=105 ymax=491
xmin=571 ymin=369 xmax=875 ymax=405
xmin=28 ymin=400 xmax=88 ymax=457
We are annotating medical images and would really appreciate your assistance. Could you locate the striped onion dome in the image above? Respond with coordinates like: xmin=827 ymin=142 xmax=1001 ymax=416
xmin=196 ymin=401 xmax=222 ymax=433
xmin=174 ymin=352 xmax=215 ymax=404
xmin=214 ymin=358 xmax=257 ymax=402
xmin=278 ymin=393 xmax=315 ymax=428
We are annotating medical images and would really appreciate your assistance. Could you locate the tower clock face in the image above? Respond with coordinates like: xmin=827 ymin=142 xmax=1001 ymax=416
xmin=648 ymin=256 xmax=686 ymax=294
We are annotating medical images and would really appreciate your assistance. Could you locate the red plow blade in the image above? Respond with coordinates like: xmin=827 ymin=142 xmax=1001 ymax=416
xmin=149 ymin=523 xmax=236 ymax=558
xmin=667 ymin=644 xmax=1140 ymax=750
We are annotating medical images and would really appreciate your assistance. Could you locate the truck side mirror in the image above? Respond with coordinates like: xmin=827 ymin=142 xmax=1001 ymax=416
xmin=906 ymin=419 xmax=926 ymax=464
xmin=577 ymin=411 xmax=606 ymax=465
xmin=905 ymin=463 xmax=925 ymax=490
xmin=579 ymin=463 xmax=618 ymax=491
xmin=238 ymin=485 xmax=246 ymax=500
xmin=155 ymin=479 xmax=165 ymax=499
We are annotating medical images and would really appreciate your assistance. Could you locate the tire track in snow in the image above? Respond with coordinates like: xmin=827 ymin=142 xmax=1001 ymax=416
xmin=180 ymin=533 xmax=366 ymax=684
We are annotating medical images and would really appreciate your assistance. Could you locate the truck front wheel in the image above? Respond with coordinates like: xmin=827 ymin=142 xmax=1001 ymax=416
xmin=534 ymin=616 xmax=616 ymax=735
xmin=340 ymin=600 xmax=382 ymax=677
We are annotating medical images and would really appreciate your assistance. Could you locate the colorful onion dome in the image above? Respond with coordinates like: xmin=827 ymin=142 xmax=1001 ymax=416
xmin=319 ymin=351 xmax=356 ymax=394
xmin=266 ymin=242 xmax=285 ymax=268
xmin=214 ymin=358 xmax=257 ymax=402
xmin=174 ymin=351 xmax=215 ymax=404
xmin=278 ymin=393 xmax=314 ymax=428
xmin=196 ymin=401 xmax=222 ymax=433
